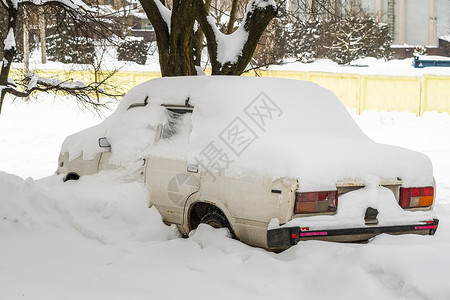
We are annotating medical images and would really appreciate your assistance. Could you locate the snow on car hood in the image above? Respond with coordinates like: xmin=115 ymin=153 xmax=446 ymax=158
xmin=61 ymin=76 xmax=433 ymax=191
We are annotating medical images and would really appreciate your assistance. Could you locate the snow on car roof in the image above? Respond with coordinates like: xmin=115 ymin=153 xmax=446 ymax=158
xmin=61 ymin=76 xmax=433 ymax=191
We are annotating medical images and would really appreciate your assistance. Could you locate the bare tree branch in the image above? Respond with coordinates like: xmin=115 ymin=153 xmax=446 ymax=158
xmin=2 ymin=71 xmax=120 ymax=111
xmin=0 ymin=0 xmax=123 ymax=115
xmin=198 ymin=0 xmax=277 ymax=75
xmin=226 ymin=0 xmax=238 ymax=34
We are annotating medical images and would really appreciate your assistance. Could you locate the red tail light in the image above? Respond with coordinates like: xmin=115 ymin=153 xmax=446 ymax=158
xmin=399 ymin=187 xmax=434 ymax=208
xmin=295 ymin=190 xmax=338 ymax=214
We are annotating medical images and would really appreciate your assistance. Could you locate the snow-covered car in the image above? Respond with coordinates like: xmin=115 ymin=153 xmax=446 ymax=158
xmin=57 ymin=76 xmax=439 ymax=250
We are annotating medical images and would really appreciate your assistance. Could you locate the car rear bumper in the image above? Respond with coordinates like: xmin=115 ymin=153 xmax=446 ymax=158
xmin=267 ymin=218 xmax=439 ymax=250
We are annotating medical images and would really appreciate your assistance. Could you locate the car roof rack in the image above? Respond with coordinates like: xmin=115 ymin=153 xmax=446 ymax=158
xmin=126 ymin=96 xmax=195 ymax=114
xmin=127 ymin=96 xmax=149 ymax=110
xmin=161 ymin=104 xmax=194 ymax=114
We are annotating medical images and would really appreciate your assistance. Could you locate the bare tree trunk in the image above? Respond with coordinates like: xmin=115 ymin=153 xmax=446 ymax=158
xmin=141 ymin=0 xmax=200 ymax=76
xmin=23 ymin=10 xmax=29 ymax=77
xmin=39 ymin=7 xmax=47 ymax=64
xmin=0 ymin=1 xmax=19 ymax=114
xmin=170 ymin=0 xmax=198 ymax=76
xmin=142 ymin=0 xmax=276 ymax=76
xmin=198 ymin=0 xmax=277 ymax=75
xmin=226 ymin=0 xmax=238 ymax=34
xmin=193 ymin=0 xmax=211 ymax=66
xmin=23 ymin=9 xmax=30 ymax=101
xmin=310 ymin=0 xmax=317 ymax=20
xmin=1 ymin=0 xmax=125 ymax=116
xmin=140 ymin=0 xmax=178 ymax=76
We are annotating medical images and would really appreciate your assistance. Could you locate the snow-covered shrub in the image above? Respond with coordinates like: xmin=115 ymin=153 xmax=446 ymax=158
xmin=323 ymin=17 xmax=363 ymax=64
xmin=117 ymin=38 xmax=150 ymax=65
xmin=413 ymin=46 xmax=428 ymax=56
xmin=254 ymin=13 xmax=322 ymax=65
xmin=289 ymin=19 xmax=322 ymax=63
xmin=322 ymin=16 xmax=393 ymax=64
xmin=360 ymin=19 xmax=393 ymax=60
xmin=46 ymin=22 xmax=95 ymax=64
xmin=265 ymin=13 xmax=393 ymax=65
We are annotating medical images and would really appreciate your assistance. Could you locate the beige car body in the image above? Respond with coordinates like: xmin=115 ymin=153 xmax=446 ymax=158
xmin=57 ymin=133 xmax=435 ymax=250
xmin=56 ymin=77 xmax=438 ymax=250
xmin=57 ymin=131 xmax=297 ymax=248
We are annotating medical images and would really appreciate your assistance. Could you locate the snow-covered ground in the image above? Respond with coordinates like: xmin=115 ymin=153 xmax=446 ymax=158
xmin=268 ymin=57 xmax=450 ymax=76
xmin=1 ymin=92 xmax=450 ymax=300
xmin=14 ymin=50 xmax=450 ymax=77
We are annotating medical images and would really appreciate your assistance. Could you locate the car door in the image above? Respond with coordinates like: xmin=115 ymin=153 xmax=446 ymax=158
xmin=145 ymin=105 xmax=200 ymax=226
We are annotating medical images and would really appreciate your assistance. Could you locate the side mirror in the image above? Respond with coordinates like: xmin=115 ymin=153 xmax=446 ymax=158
xmin=98 ymin=137 xmax=111 ymax=148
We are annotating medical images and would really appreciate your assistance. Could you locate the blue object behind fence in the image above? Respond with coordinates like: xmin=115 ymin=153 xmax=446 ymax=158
xmin=414 ymin=56 xmax=450 ymax=68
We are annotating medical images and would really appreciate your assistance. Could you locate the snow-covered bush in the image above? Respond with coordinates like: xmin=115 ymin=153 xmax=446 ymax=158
xmin=413 ymin=46 xmax=428 ymax=56
xmin=324 ymin=16 xmax=393 ymax=64
xmin=116 ymin=38 xmax=150 ymax=65
xmin=253 ymin=12 xmax=322 ymax=66
xmin=268 ymin=13 xmax=393 ymax=65
xmin=360 ymin=18 xmax=393 ymax=60
xmin=291 ymin=19 xmax=322 ymax=63
xmin=46 ymin=22 xmax=95 ymax=64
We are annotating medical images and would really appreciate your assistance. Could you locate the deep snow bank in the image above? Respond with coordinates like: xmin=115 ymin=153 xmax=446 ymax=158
xmin=0 ymin=171 xmax=178 ymax=244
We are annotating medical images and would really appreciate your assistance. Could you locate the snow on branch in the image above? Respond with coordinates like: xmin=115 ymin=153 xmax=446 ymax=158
xmin=246 ymin=0 xmax=277 ymax=14
xmin=1 ymin=0 xmax=92 ymax=10
xmin=207 ymin=16 xmax=248 ymax=65
xmin=1 ymin=72 xmax=121 ymax=112
xmin=4 ymin=28 xmax=16 ymax=51
xmin=197 ymin=0 xmax=277 ymax=75
xmin=27 ymin=72 xmax=89 ymax=91
xmin=0 ymin=0 xmax=118 ymax=115
xmin=140 ymin=0 xmax=171 ymax=36
xmin=152 ymin=0 xmax=172 ymax=34
xmin=207 ymin=0 xmax=277 ymax=66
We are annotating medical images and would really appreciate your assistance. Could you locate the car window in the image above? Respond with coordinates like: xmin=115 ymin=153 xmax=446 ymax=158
xmin=161 ymin=109 xmax=192 ymax=140
xmin=161 ymin=111 xmax=180 ymax=139
xmin=151 ymin=107 xmax=193 ymax=159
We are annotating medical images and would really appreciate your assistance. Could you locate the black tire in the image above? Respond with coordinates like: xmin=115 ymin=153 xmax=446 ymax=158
xmin=200 ymin=212 xmax=227 ymax=228
xmin=63 ymin=172 xmax=80 ymax=182
xmin=200 ymin=212 xmax=234 ymax=237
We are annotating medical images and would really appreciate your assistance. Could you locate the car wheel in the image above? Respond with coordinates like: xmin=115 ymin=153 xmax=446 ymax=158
xmin=200 ymin=212 xmax=234 ymax=237
xmin=63 ymin=172 xmax=80 ymax=182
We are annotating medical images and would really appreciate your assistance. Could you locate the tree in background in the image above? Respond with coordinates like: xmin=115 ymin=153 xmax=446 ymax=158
xmin=140 ymin=0 xmax=279 ymax=76
xmin=0 ymin=0 xmax=125 ymax=115
xmin=45 ymin=14 xmax=96 ymax=64
xmin=45 ymin=3 xmax=131 ymax=65
xmin=258 ymin=1 xmax=393 ymax=66
xmin=325 ymin=15 xmax=393 ymax=64
xmin=117 ymin=38 xmax=151 ymax=65
xmin=1 ymin=0 xmax=397 ymax=116
xmin=0 ymin=8 xmax=37 ymax=62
